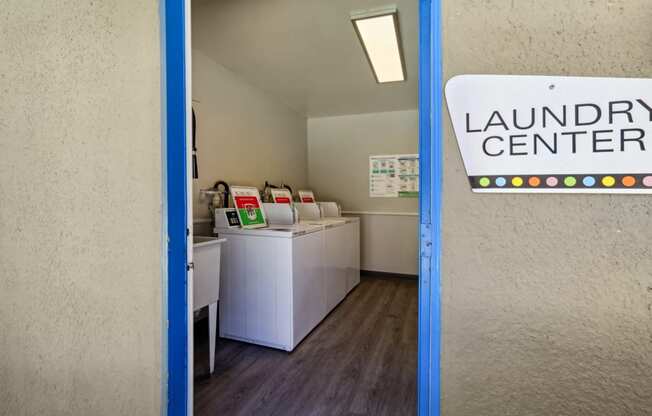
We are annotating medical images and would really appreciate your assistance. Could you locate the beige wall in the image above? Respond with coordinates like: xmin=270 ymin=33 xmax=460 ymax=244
xmin=191 ymin=50 xmax=308 ymax=221
xmin=308 ymin=111 xmax=418 ymax=274
xmin=308 ymin=110 xmax=418 ymax=212
xmin=0 ymin=1 xmax=162 ymax=415
xmin=442 ymin=1 xmax=652 ymax=415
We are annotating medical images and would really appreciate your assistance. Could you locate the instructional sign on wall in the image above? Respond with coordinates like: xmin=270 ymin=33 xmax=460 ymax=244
xmin=230 ymin=186 xmax=267 ymax=229
xmin=369 ymin=154 xmax=419 ymax=197
xmin=445 ymin=75 xmax=652 ymax=193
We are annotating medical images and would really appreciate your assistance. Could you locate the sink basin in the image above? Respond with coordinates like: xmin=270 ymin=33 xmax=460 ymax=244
xmin=191 ymin=235 xmax=226 ymax=376
xmin=192 ymin=236 xmax=226 ymax=309
xmin=194 ymin=235 xmax=222 ymax=246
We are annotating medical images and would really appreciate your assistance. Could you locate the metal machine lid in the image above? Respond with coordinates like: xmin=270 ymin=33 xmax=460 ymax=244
xmin=299 ymin=218 xmax=347 ymax=227
xmin=214 ymin=222 xmax=322 ymax=238
xmin=266 ymin=223 xmax=324 ymax=235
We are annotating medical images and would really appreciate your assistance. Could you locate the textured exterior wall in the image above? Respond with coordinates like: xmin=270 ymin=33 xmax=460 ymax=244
xmin=441 ymin=1 xmax=652 ymax=415
xmin=0 ymin=1 xmax=162 ymax=415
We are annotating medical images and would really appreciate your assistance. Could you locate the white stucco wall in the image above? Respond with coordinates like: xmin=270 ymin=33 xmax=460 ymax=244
xmin=441 ymin=1 xmax=652 ymax=415
xmin=0 ymin=1 xmax=163 ymax=415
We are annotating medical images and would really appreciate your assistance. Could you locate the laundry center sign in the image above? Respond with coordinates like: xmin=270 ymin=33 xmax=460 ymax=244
xmin=445 ymin=75 xmax=652 ymax=193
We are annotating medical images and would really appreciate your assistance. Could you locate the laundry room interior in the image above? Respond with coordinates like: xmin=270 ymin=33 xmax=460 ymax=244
xmin=188 ymin=0 xmax=419 ymax=414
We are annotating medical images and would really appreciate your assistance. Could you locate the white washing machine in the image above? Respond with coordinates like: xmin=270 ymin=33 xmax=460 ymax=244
xmin=214 ymin=220 xmax=325 ymax=351
xmin=296 ymin=203 xmax=361 ymax=309
xmin=317 ymin=202 xmax=361 ymax=293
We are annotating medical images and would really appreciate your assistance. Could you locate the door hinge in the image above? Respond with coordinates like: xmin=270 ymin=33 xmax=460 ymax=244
xmin=186 ymin=262 xmax=194 ymax=271
xmin=420 ymin=223 xmax=432 ymax=259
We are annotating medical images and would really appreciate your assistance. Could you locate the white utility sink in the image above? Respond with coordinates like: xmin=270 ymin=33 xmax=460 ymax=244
xmin=192 ymin=236 xmax=226 ymax=375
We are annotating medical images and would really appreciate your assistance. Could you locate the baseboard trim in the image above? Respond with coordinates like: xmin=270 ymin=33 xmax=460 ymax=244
xmin=361 ymin=270 xmax=418 ymax=280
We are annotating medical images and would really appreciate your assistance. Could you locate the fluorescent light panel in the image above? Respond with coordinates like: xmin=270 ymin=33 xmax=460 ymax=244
xmin=351 ymin=7 xmax=405 ymax=83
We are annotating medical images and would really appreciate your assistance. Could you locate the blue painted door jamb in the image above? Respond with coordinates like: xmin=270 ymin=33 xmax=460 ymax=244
xmin=418 ymin=0 xmax=442 ymax=415
xmin=162 ymin=0 xmax=440 ymax=413
xmin=163 ymin=0 xmax=189 ymax=414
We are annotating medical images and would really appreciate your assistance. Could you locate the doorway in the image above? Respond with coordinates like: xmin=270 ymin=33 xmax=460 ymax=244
xmin=163 ymin=0 xmax=442 ymax=415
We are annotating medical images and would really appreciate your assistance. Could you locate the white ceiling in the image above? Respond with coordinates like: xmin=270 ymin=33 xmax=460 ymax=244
xmin=191 ymin=0 xmax=418 ymax=117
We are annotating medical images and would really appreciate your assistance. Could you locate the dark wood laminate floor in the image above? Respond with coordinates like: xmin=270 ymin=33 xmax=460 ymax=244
xmin=193 ymin=275 xmax=418 ymax=416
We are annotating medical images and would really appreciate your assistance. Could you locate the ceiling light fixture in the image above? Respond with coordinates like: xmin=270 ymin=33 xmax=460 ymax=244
xmin=351 ymin=5 xmax=406 ymax=83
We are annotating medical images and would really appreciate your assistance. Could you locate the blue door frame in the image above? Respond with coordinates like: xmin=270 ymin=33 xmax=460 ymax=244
xmin=418 ymin=0 xmax=443 ymax=415
xmin=162 ymin=0 xmax=442 ymax=414
xmin=162 ymin=0 xmax=189 ymax=415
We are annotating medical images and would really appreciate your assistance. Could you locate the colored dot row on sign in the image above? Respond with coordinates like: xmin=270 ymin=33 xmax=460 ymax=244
xmin=476 ymin=175 xmax=652 ymax=188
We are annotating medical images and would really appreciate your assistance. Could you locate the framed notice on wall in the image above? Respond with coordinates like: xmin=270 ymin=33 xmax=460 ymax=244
xmin=230 ymin=186 xmax=267 ymax=229
xmin=298 ymin=190 xmax=316 ymax=203
xmin=369 ymin=154 xmax=419 ymax=198
xmin=271 ymin=188 xmax=293 ymax=204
